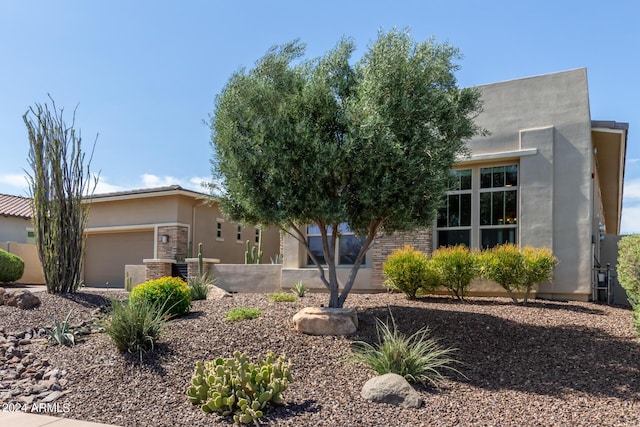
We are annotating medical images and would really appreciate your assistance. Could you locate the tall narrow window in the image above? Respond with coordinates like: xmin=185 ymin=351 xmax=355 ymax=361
xmin=216 ymin=222 xmax=222 ymax=239
xmin=255 ymin=229 xmax=260 ymax=244
xmin=479 ymin=165 xmax=518 ymax=249
xmin=436 ymin=169 xmax=472 ymax=247
xmin=236 ymin=225 xmax=242 ymax=241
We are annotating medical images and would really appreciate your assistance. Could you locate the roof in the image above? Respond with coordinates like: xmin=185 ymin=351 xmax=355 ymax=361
xmin=88 ymin=185 xmax=213 ymax=203
xmin=0 ymin=194 xmax=32 ymax=219
xmin=592 ymin=120 xmax=629 ymax=235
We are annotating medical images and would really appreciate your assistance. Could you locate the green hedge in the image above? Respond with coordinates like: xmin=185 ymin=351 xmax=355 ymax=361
xmin=0 ymin=249 xmax=25 ymax=283
xmin=383 ymin=245 xmax=439 ymax=299
xmin=617 ymin=235 xmax=640 ymax=337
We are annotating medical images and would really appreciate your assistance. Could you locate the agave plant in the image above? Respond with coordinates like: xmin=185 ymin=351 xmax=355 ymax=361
xmin=46 ymin=310 xmax=76 ymax=346
xmin=290 ymin=281 xmax=308 ymax=297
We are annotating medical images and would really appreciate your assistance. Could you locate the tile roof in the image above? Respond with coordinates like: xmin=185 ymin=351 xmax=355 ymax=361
xmin=0 ymin=194 xmax=32 ymax=219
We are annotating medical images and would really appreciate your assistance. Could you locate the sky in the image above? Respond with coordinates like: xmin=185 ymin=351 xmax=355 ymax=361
xmin=1 ymin=1 xmax=639 ymax=231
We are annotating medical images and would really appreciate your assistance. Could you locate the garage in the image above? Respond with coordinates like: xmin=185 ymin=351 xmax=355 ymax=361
xmin=84 ymin=230 xmax=154 ymax=287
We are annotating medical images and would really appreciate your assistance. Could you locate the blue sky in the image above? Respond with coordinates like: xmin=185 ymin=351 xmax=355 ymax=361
xmin=1 ymin=1 xmax=638 ymax=231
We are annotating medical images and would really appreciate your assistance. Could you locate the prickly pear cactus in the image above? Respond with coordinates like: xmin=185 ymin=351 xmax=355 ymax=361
xmin=187 ymin=350 xmax=292 ymax=425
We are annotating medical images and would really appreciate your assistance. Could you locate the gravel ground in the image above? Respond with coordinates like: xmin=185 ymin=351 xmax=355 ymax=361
xmin=1 ymin=288 xmax=639 ymax=427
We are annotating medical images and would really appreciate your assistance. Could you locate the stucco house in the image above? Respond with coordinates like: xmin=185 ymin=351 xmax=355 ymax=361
xmin=281 ymin=68 xmax=629 ymax=302
xmin=0 ymin=193 xmax=32 ymax=244
xmin=84 ymin=185 xmax=281 ymax=287
xmin=0 ymin=193 xmax=44 ymax=284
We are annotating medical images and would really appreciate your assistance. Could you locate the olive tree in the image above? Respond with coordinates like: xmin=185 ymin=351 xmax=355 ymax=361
xmin=24 ymin=96 xmax=97 ymax=294
xmin=211 ymin=29 xmax=484 ymax=308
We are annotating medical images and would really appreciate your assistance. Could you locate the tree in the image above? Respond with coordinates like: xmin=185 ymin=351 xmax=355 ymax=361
xmin=210 ymin=29 xmax=484 ymax=308
xmin=24 ymin=96 xmax=97 ymax=294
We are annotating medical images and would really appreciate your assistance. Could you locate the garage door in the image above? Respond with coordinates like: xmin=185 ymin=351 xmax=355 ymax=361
xmin=84 ymin=231 xmax=154 ymax=287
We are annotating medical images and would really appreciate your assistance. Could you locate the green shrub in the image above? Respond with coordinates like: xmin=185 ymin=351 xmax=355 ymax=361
xmin=225 ymin=307 xmax=262 ymax=322
xmin=0 ymin=249 xmax=24 ymax=283
xmin=130 ymin=276 xmax=191 ymax=317
xmin=521 ymin=246 xmax=557 ymax=303
xmin=350 ymin=313 xmax=460 ymax=386
xmin=45 ymin=310 xmax=76 ymax=346
xmin=478 ymin=243 xmax=526 ymax=303
xmin=290 ymin=281 xmax=307 ymax=297
xmin=268 ymin=292 xmax=297 ymax=302
xmin=617 ymin=235 xmax=640 ymax=337
xmin=189 ymin=274 xmax=216 ymax=301
xmin=430 ymin=245 xmax=477 ymax=301
xmin=187 ymin=350 xmax=292 ymax=424
xmin=102 ymin=298 xmax=167 ymax=359
xmin=383 ymin=245 xmax=439 ymax=299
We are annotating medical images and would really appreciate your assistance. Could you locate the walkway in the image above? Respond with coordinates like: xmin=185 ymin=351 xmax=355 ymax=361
xmin=0 ymin=412 xmax=118 ymax=426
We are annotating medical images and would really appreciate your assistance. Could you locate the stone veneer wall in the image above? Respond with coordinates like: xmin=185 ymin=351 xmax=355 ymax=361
xmin=157 ymin=226 xmax=189 ymax=261
xmin=144 ymin=260 xmax=174 ymax=280
xmin=370 ymin=228 xmax=433 ymax=287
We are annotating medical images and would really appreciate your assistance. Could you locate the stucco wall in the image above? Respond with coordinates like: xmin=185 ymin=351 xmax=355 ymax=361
xmin=467 ymin=69 xmax=593 ymax=300
xmin=212 ymin=264 xmax=282 ymax=293
xmin=0 ymin=217 xmax=30 ymax=243
xmin=0 ymin=242 xmax=45 ymax=285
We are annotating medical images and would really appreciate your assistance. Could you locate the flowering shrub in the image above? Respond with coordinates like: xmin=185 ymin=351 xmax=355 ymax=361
xmin=130 ymin=276 xmax=191 ymax=317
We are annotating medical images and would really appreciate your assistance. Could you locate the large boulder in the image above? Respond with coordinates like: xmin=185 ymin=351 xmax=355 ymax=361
xmin=206 ymin=284 xmax=232 ymax=300
xmin=292 ymin=306 xmax=358 ymax=335
xmin=360 ymin=373 xmax=423 ymax=408
xmin=4 ymin=290 xmax=41 ymax=310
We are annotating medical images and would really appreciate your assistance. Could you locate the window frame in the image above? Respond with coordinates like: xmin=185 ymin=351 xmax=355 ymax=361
xmin=306 ymin=223 xmax=367 ymax=267
xmin=435 ymin=162 xmax=519 ymax=250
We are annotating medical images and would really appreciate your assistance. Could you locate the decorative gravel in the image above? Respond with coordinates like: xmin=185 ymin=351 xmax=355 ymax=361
xmin=1 ymin=288 xmax=639 ymax=426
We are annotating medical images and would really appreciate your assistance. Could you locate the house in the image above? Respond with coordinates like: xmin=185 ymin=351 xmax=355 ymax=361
xmin=281 ymin=68 xmax=629 ymax=302
xmin=0 ymin=193 xmax=32 ymax=243
xmin=0 ymin=193 xmax=44 ymax=284
xmin=83 ymin=185 xmax=281 ymax=287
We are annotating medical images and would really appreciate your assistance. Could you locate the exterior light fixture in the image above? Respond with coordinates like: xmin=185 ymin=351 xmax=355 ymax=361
xmin=161 ymin=234 xmax=169 ymax=244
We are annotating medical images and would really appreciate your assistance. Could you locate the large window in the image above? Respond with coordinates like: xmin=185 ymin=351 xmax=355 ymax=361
xmin=479 ymin=166 xmax=517 ymax=249
xmin=436 ymin=165 xmax=518 ymax=250
xmin=307 ymin=223 xmax=365 ymax=266
xmin=437 ymin=169 xmax=472 ymax=247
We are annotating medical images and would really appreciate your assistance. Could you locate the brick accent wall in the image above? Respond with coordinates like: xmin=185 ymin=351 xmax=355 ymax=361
xmin=157 ymin=226 xmax=189 ymax=261
xmin=144 ymin=261 xmax=173 ymax=280
xmin=370 ymin=228 xmax=433 ymax=287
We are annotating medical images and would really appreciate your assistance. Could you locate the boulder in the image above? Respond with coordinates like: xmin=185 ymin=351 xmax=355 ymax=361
xmin=292 ymin=306 xmax=358 ymax=335
xmin=206 ymin=285 xmax=232 ymax=300
xmin=4 ymin=290 xmax=41 ymax=310
xmin=360 ymin=373 xmax=423 ymax=408
xmin=0 ymin=288 xmax=6 ymax=304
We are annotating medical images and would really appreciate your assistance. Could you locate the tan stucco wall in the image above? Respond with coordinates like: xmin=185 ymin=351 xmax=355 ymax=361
xmin=0 ymin=242 xmax=45 ymax=285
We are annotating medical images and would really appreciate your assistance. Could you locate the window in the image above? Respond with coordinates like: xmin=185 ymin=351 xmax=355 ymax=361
xmin=216 ymin=222 xmax=222 ymax=239
xmin=255 ymin=229 xmax=260 ymax=244
xmin=436 ymin=165 xmax=518 ymax=250
xmin=437 ymin=170 xmax=472 ymax=247
xmin=307 ymin=223 xmax=366 ymax=266
xmin=479 ymin=166 xmax=517 ymax=249
xmin=236 ymin=225 xmax=242 ymax=241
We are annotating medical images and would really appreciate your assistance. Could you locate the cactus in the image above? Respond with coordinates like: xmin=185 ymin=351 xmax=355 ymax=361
xmin=125 ymin=271 xmax=133 ymax=292
xmin=198 ymin=242 xmax=204 ymax=277
xmin=187 ymin=350 xmax=292 ymax=425
xmin=244 ymin=228 xmax=263 ymax=264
